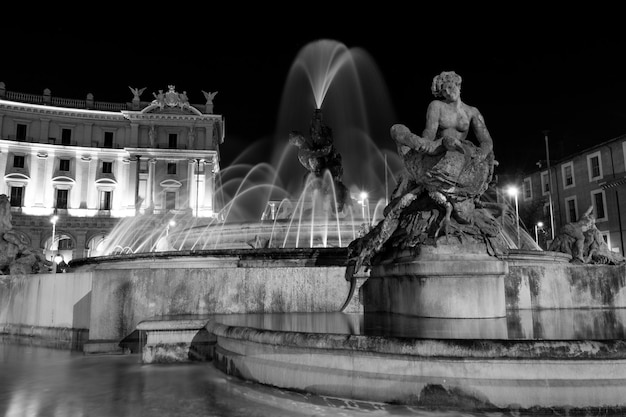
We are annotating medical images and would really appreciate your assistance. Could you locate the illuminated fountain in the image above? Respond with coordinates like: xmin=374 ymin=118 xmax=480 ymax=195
xmin=92 ymin=40 xmax=401 ymax=256
xmin=10 ymin=39 xmax=624 ymax=415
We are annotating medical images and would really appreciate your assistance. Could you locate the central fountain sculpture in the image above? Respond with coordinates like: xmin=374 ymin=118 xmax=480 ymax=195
xmin=288 ymin=108 xmax=351 ymax=214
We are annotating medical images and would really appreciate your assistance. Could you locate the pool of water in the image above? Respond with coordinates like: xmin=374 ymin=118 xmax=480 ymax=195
xmin=0 ymin=338 xmax=532 ymax=417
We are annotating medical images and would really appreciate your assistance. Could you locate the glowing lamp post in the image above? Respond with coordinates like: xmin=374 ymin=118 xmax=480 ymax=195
xmin=50 ymin=214 xmax=59 ymax=254
xmin=535 ymin=221 xmax=544 ymax=245
xmin=507 ymin=186 xmax=520 ymax=249
xmin=166 ymin=219 xmax=176 ymax=237
xmin=359 ymin=192 xmax=368 ymax=221
xmin=50 ymin=214 xmax=59 ymax=273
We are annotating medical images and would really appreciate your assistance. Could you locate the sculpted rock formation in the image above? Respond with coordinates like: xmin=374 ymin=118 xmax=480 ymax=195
xmin=347 ymin=71 xmax=508 ymax=273
xmin=0 ymin=194 xmax=51 ymax=274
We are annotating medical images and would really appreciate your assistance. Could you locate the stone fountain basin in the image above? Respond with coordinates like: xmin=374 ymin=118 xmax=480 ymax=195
xmin=136 ymin=311 xmax=626 ymax=413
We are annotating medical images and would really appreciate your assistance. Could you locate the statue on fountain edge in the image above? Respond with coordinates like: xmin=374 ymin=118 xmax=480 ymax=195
xmin=348 ymin=71 xmax=510 ymax=274
xmin=0 ymin=194 xmax=51 ymax=274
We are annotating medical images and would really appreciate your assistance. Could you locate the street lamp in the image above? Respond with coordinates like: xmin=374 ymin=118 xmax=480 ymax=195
xmin=507 ymin=186 xmax=520 ymax=248
xmin=50 ymin=213 xmax=59 ymax=273
xmin=50 ymin=214 xmax=59 ymax=253
xmin=359 ymin=191 xmax=368 ymax=220
xmin=535 ymin=221 xmax=544 ymax=245
xmin=166 ymin=219 xmax=176 ymax=236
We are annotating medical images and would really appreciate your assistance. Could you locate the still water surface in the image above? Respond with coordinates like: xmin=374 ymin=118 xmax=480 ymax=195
xmin=2 ymin=338 xmax=540 ymax=417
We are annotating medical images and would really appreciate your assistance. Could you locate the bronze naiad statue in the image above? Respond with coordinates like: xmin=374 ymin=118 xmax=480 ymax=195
xmin=288 ymin=109 xmax=351 ymax=213
xmin=0 ymin=194 xmax=51 ymax=274
xmin=549 ymin=206 xmax=625 ymax=265
xmin=347 ymin=71 xmax=508 ymax=274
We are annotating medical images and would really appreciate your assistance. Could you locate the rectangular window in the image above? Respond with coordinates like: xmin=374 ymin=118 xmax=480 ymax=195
xmin=590 ymin=156 xmax=600 ymax=178
xmin=58 ymin=238 xmax=73 ymax=250
xmin=102 ymin=161 xmax=113 ymax=173
xmin=56 ymin=189 xmax=68 ymax=209
xmin=16 ymin=123 xmax=27 ymax=140
xmin=100 ymin=191 xmax=112 ymax=210
xmin=60 ymin=159 xmax=70 ymax=171
xmin=165 ymin=191 xmax=176 ymax=210
xmin=61 ymin=128 xmax=72 ymax=145
xmin=563 ymin=164 xmax=574 ymax=187
xmin=167 ymin=162 xmax=177 ymax=175
xmin=104 ymin=131 xmax=114 ymax=148
xmin=592 ymin=190 xmax=608 ymax=221
xmin=565 ymin=197 xmax=577 ymax=223
xmin=10 ymin=187 xmax=23 ymax=207
xmin=168 ymin=133 xmax=177 ymax=149
xmin=523 ymin=178 xmax=532 ymax=200
xmin=13 ymin=155 xmax=25 ymax=168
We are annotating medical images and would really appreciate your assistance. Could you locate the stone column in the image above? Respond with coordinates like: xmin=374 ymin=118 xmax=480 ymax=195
xmin=40 ymin=118 xmax=50 ymax=142
xmin=130 ymin=123 xmax=139 ymax=147
xmin=129 ymin=156 xmax=140 ymax=213
xmin=41 ymin=152 xmax=54 ymax=208
xmin=79 ymin=156 xmax=92 ymax=209
xmin=84 ymin=123 xmax=93 ymax=147
xmin=146 ymin=158 xmax=157 ymax=210
xmin=188 ymin=159 xmax=198 ymax=214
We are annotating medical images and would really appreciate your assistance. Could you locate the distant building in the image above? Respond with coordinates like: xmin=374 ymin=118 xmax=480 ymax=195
xmin=0 ymin=82 xmax=224 ymax=263
xmin=501 ymin=134 xmax=626 ymax=253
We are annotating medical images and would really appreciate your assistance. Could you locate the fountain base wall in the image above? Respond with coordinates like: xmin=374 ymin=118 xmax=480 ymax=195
xmin=209 ymin=319 xmax=626 ymax=412
xmin=365 ymin=244 xmax=508 ymax=318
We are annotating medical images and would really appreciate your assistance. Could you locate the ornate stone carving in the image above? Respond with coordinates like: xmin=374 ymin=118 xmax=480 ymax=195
xmin=151 ymin=85 xmax=191 ymax=111
xmin=347 ymin=71 xmax=506 ymax=273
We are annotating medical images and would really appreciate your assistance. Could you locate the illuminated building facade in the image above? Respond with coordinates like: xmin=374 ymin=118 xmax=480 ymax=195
xmin=0 ymin=82 xmax=224 ymax=263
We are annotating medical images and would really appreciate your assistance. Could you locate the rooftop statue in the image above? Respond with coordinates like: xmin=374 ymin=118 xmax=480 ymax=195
xmin=202 ymin=90 xmax=218 ymax=114
xmin=128 ymin=86 xmax=146 ymax=101
xmin=348 ymin=71 xmax=507 ymax=273
xmin=288 ymin=109 xmax=351 ymax=213
xmin=0 ymin=194 xmax=51 ymax=274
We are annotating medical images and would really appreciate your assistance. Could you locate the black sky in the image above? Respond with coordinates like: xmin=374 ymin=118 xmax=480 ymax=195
xmin=3 ymin=7 xmax=624 ymax=175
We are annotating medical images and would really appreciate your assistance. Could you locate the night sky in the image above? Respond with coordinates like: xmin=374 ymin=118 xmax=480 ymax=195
xmin=3 ymin=7 xmax=625 ymax=178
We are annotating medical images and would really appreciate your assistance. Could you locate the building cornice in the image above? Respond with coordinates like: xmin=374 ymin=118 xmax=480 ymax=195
xmin=121 ymin=111 xmax=220 ymax=123
xmin=125 ymin=148 xmax=218 ymax=160
xmin=0 ymin=99 xmax=127 ymax=121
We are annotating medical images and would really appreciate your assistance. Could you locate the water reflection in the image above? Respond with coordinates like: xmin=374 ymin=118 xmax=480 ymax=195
xmin=214 ymin=308 xmax=626 ymax=340
xmin=1 ymin=339 xmax=515 ymax=417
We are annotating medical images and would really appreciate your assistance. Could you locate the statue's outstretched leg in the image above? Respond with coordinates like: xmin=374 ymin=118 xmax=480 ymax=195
xmin=429 ymin=191 xmax=452 ymax=241
xmin=350 ymin=190 xmax=419 ymax=273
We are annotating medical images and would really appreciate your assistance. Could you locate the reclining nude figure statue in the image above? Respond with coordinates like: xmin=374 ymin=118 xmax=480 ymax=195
xmin=549 ymin=206 xmax=626 ymax=265
xmin=347 ymin=71 xmax=507 ymax=273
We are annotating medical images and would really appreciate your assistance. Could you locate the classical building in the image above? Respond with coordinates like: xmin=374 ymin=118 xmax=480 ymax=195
xmin=505 ymin=134 xmax=626 ymax=253
xmin=0 ymin=82 xmax=224 ymax=263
